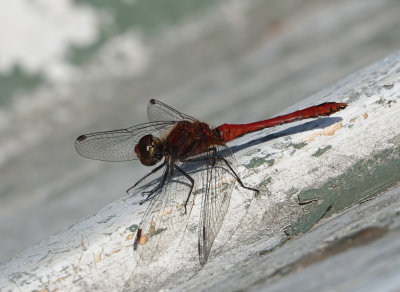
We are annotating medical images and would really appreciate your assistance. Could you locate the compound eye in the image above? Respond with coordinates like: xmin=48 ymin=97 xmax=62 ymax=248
xmin=135 ymin=135 xmax=162 ymax=166
xmin=146 ymin=143 xmax=154 ymax=153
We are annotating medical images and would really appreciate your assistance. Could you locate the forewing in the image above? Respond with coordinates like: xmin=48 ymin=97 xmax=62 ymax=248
xmin=75 ymin=121 xmax=175 ymax=161
xmin=198 ymin=146 xmax=236 ymax=265
xmin=133 ymin=163 xmax=197 ymax=266
xmin=147 ymin=99 xmax=196 ymax=122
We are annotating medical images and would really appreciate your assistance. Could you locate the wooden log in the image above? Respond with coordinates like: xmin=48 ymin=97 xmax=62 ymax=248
xmin=1 ymin=51 xmax=400 ymax=291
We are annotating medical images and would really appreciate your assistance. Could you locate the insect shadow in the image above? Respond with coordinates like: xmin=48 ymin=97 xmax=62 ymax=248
xmin=230 ymin=117 xmax=343 ymax=154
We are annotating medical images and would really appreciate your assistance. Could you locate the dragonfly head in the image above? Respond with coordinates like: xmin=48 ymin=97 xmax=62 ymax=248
xmin=135 ymin=134 xmax=164 ymax=166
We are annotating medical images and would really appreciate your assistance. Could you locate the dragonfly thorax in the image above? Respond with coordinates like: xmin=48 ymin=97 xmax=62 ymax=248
xmin=135 ymin=134 xmax=164 ymax=166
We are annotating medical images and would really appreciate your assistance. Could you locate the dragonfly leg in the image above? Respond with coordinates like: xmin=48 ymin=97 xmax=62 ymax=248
xmin=218 ymin=156 xmax=259 ymax=195
xmin=139 ymin=163 xmax=170 ymax=204
xmin=173 ymin=163 xmax=194 ymax=215
xmin=199 ymin=147 xmax=259 ymax=194
xmin=126 ymin=160 xmax=167 ymax=194
xmin=185 ymin=147 xmax=258 ymax=194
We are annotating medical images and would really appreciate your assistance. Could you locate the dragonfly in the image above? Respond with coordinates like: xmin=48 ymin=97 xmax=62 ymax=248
xmin=75 ymin=99 xmax=347 ymax=266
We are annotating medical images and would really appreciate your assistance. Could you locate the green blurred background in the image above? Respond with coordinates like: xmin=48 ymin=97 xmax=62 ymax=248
xmin=1 ymin=0 xmax=400 ymax=263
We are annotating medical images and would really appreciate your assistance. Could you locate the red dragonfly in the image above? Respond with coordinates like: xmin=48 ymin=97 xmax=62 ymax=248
xmin=75 ymin=99 xmax=347 ymax=266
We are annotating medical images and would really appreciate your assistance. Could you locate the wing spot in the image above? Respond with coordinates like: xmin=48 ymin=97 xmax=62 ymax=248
xmin=76 ymin=135 xmax=87 ymax=142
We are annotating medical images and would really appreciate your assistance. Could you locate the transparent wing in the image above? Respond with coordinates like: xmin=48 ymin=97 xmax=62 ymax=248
xmin=198 ymin=146 xmax=236 ymax=265
xmin=132 ymin=146 xmax=237 ymax=267
xmin=133 ymin=163 xmax=198 ymax=266
xmin=147 ymin=99 xmax=196 ymax=122
xmin=75 ymin=121 xmax=176 ymax=162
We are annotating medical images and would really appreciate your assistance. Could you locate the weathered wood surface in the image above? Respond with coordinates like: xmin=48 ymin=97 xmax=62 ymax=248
xmin=3 ymin=0 xmax=400 ymax=265
xmin=1 ymin=50 xmax=400 ymax=291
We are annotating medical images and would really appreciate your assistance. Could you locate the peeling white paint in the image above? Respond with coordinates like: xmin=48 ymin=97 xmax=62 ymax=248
xmin=1 ymin=50 xmax=400 ymax=291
